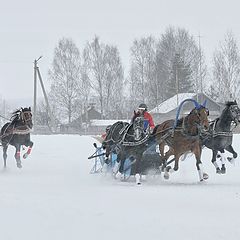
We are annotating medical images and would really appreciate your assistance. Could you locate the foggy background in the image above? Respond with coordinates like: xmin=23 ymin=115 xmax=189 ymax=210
xmin=1 ymin=0 xmax=240 ymax=132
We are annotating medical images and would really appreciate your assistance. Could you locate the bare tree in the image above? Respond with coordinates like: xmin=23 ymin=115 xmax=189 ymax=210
xmin=83 ymin=37 xmax=107 ymax=118
xmin=104 ymin=45 xmax=124 ymax=118
xmin=212 ymin=31 xmax=240 ymax=102
xmin=156 ymin=26 xmax=207 ymax=101
xmin=83 ymin=36 xmax=124 ymax=118
xmin=49 ymin=38 xmax=82 ymax=124
xmin=129 ymin=36 xmax=157 ymax=109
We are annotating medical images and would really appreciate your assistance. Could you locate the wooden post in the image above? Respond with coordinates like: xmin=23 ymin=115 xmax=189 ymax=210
xmin=33 ymin=59 xmax=37 ymax=130
xmin=36 ymin=67 xmax=54 ymax=132
xmin=33 ymin=56 xmax=54 ymax=133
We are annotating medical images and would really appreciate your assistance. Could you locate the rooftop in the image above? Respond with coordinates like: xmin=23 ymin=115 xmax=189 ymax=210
xmin=150 ymin=93 xmax=196 ymax=114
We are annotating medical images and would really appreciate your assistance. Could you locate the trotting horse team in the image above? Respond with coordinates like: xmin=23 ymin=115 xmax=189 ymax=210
xmin=102 ymin=99 xmax=240 ymax=184
xmin=0 ymin=99 xmax=240 ymax=185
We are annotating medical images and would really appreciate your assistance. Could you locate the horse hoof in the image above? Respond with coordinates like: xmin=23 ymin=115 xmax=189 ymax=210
xmin=164 ymin=174 xmax=169 ymax=180
xmin=23 ymin=153 xmax=28 ymax=159
xmin=17 ymin=163 xmax=22 ymax=168
xmin=203 ymin=173 xmax=209 ymax=180
xmin=166 ymin=166 xmax=172 ymax=172
xmin=221 ymin=168 xmax=226 ymax=174
xmin=216 ymin=168 xmax=221 ymax=174
xmin=135 ymin=173 xmax=141 ymax=185
xmin=227 ymin=157 xmax=235 ymax=164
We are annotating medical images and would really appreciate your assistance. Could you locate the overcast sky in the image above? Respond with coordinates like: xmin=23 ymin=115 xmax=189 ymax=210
xmin=1 ymin=0 xmax=240 ymax=102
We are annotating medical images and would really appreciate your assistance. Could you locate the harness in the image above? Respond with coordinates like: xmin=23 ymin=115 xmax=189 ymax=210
xmin=103 ymin=122 xmax=129 ymax=144
xmin=1 ymin=118 xmax=32 ymax=141
xmin=208 ymin=118 xmax=234 ymax=138
xmin=122 ymin=134 xmax=149 ymax=147
xmin=104 ymin=121 xmax=150 ymax=148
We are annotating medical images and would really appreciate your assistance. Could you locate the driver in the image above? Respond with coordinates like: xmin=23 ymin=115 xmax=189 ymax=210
xmin=131 ymin=103 xmax=155 ymax=133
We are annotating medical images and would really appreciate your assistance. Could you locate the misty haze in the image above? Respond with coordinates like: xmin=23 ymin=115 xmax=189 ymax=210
xmin=0 ymin=0 xmax=240 ymax=240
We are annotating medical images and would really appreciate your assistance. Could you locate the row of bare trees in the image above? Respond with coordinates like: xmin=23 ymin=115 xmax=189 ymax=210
xmin=129 ymin=27 xmax=207 ymax=110
xmin=45 ymin=27 xmax=240 ymax=126
xmin=211 ymin=32 xmax=240 ymax=102
xmin=47 ymin=37 xmax=124 ymax=124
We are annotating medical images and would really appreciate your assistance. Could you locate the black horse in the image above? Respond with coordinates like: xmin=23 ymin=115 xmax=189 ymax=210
xmin=203 ymin=100 xmax=240 ymax=174
xmin=102 ymin=117 xmax=157 ymax=184
xmin=0 ymin=107 xmax=33 ymax=168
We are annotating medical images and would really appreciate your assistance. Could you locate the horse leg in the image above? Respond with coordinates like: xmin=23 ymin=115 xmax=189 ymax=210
xmin=3 ymin=144 xmax=8 ymax=168
xmin=159 ymin=143 xmax=166 ymax=172
xmin=212 ymin=150 xmax=221 ymax=174
xmin=194 ymin=146 xmax=208 ymax=181
xmin=15 ymin=144 xmax=22 ymax=168
xmin=225 ymin=145 xmax=237 ymax=164
xmin=23 ymin=141 xmax=34 ymax=159
xmin=112 ymin=152 xmax=122 ymax=177
xmin=217 ymin=150 xmax=227 ymax=174
xmin=162 ymin=148 xmax=175 ymax=179
xmin=135 ymin=154 xmax=142 ymax=185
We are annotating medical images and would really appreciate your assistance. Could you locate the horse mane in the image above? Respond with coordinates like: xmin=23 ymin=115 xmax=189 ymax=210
xmin=10 ymin=108 xmax=22 ymax=122
xmin=9 ymin=107 xmax=31 ymax=123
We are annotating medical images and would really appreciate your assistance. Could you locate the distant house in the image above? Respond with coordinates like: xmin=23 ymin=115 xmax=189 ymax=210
xmin=88 ymin=119 xmax=130 ymax=135
xmin=59 ymin=106 xmax=130 ymax=135
xmin=81 ymin=106 xmax=102 ymax=122
xmin=60 ymin=106 xmax=103 ymax=134
xmin=149 ymin=93 xmax=223 ymax=124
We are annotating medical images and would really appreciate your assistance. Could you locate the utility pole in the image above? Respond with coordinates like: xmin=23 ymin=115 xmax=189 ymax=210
xmin=33 ymin=56 xmax=42 ymax=130
xmin=33 ymin=57 xmax=54 ymax=132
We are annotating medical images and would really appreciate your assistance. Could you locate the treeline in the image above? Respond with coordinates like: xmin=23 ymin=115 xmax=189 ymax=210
xmin=38 ymin=26 xmax=240 ymax=124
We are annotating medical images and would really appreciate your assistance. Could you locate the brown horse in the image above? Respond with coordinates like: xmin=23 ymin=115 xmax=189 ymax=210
xmin=153 ymin=104 xmax=209 ymax=181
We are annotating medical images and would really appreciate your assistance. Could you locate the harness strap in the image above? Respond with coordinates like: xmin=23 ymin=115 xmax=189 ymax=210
xmin=122 ymin=134 xmax=149 ymax=146
xmin=209 ymin=118 xmax=234 ymax=138
xmin=1 ymin=126 xmax=31 ymax=139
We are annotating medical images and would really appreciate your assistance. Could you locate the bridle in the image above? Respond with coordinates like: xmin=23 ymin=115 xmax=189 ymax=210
xmin=133 ymin=116 xmax=144 ymax=141
xmin=21 ymin=111 xmax=32 ymax=124
xmin=228 ymin=104 xmax=240 ymax=124
xmin=183 ymin=107 xmax=209 ymax=135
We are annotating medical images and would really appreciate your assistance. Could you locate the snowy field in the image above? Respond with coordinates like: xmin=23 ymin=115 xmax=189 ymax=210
xmin=0 ymin=134 xmax=240 ymax=240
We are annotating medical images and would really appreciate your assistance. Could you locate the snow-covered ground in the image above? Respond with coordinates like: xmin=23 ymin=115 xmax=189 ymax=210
xmin=0 ymin=134 xmax=240 ymax=240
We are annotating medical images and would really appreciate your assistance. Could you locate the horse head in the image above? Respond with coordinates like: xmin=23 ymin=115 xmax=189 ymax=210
xmin=186 ymin=106 xmax=209 ymax=135
xmin=20 ymin=107 xmax=33 ymax=129
xmin=133 ymin=116 xmax=145 ymax=141
xmin=225 ymin=100 xmax=240 ymax=124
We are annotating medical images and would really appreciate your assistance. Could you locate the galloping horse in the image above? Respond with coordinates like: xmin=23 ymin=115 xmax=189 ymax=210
xmin=0 ymin=107 xmax=33 ymax=168
xmin=102 ymin=117 xmax=154 ymax=184
xmin=203 ymin=100 xmax=240 ymax=174
xmin=153 ymin=99 xmax=209 ymax=181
